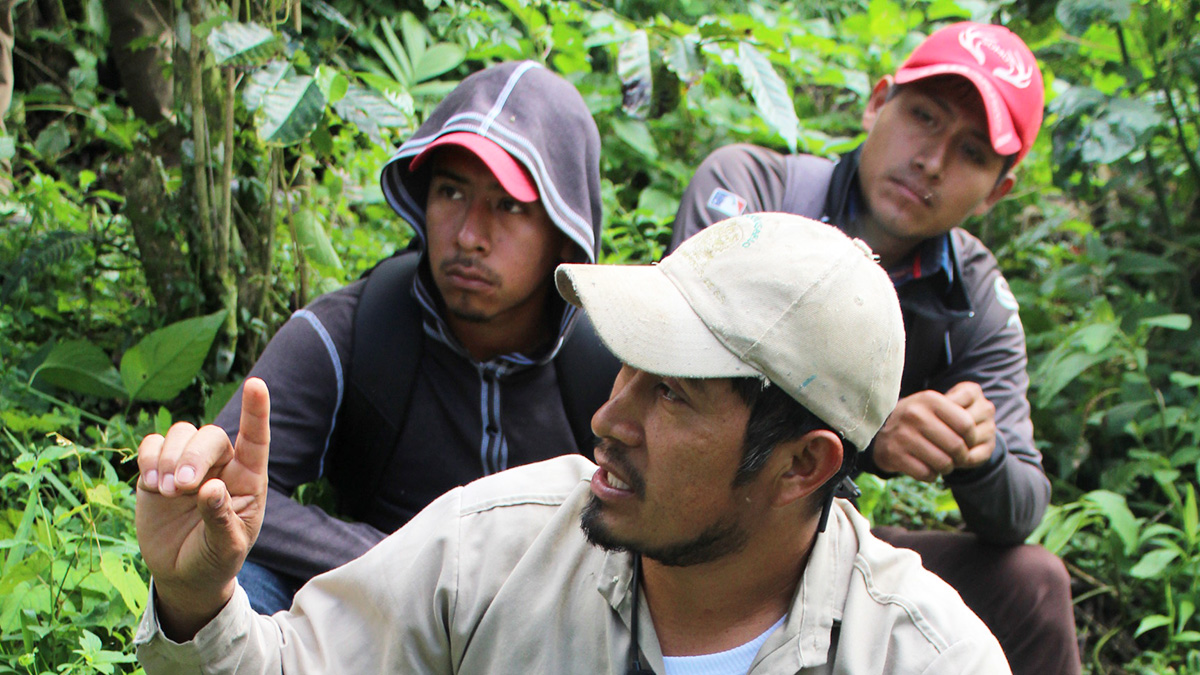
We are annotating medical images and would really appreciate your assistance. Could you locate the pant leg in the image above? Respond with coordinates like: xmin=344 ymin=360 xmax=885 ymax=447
xmin=237 ymin=559 xmax=301 ymax=615
xmin=873 ymin=527 xmax=1080 ymax=675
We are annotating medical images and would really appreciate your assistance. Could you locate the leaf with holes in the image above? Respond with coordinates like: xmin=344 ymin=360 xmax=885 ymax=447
xmin=243 ymin=61 xmax=291 ymax=112
xmin=333 ymin=84 xmax=412 ymax=145
xmin=207 ymin=21 xmax=279 ymax=68
xmin=618 ymin=30 xmax=652 ymax=117
xmin=120 ymin=310 xmax=227 ymax=402
xmin=258 ymin=75 xmax=328 ymax=146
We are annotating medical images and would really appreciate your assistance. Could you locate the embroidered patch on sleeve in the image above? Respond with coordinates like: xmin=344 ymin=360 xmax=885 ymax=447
xmin=706 ymin=188 xmax=748 ymax=219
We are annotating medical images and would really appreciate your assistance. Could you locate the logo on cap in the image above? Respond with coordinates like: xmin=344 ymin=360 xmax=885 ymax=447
xmin=958 ymin=26 xmax=1035 ymax=89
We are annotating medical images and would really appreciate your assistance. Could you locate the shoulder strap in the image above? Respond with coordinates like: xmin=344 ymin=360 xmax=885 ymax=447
xmin=554 ymin=310 xmax=621 ymax=461
xmin=780 ymin=154 xmax=836 ymax=219
xmin=333 ymin=250 xmax=423 ymax=518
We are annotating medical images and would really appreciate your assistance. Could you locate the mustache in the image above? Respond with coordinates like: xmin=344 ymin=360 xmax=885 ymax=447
xmin=889 ymin=172 xmax=936 ymax=207
xmin=593 ymin=437 xmax=647 ymax=498
xmin=439 ymin=255 xmax=501 ymax=285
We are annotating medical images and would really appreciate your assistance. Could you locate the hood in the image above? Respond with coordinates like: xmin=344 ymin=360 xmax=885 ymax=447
xmin=380 ymin=61 xmax=602 ymax=262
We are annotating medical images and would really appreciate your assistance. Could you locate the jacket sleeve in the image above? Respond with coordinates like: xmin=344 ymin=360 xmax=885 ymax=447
xmin=668 ymin=143 xmax=789 ymax=253
xmin=214 ymin=283 xmax=387 ymax=581
xmin=135 ymin=487 xmax=467 ymax=675
xmin=936 ymin=233 xmax=1050 ymax=544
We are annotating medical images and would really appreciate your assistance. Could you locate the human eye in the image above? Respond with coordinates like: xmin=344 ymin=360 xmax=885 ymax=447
xmin=496 ymin=196 xmax=527 ymax=215
xmin=961 ymin=140 xmax=991 ymax=166
xmin=430 ymin=178 xmax=464 ymax=201
xmin=656 ymin=380 xmax=683 ymax=403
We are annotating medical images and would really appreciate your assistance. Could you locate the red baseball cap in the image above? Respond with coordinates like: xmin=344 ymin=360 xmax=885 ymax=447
xmin=408 ymin=132 xmax=539 ymax=202
xmin=895 ymin=22 xmax=1044 ymax=164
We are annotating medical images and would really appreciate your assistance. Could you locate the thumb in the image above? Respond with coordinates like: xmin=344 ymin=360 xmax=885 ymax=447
xmin=944 ymin=381 xmax=981 ymax=408
xmin=197 ymin=479 xmax=246 ymax=560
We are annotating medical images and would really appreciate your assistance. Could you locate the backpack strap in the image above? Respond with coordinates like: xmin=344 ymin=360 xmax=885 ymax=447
xmin=554 ymin=310 xmax=621 ymax=461
xmin=331 ymin=250 xmax=423 ymax=519
xmin=780 ymin=154 xmax=836 ymax=220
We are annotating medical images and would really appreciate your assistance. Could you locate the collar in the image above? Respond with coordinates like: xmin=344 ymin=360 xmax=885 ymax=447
xmin=411 ymin=255 xmax=576 ymax=368
xmin=598 ymin=505 xmax=860 ymax=673
xmin=887 ymin=233 xmax=955 ymax=291
xmin=823 ymin=145 xmax=970 ymax=317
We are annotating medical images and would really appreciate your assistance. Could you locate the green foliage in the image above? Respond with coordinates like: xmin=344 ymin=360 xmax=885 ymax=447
xmin=0 ymin=433 xmax=144 ymax=674
xmin=2 ymin=0 xmax=1198 ymax=672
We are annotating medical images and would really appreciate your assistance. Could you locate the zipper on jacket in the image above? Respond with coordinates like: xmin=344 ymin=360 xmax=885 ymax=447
xmin=477 ymin=362 xmax=509 ymax=474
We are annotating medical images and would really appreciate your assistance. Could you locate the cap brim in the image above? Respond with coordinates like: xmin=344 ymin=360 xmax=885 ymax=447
xmin=555 ymin=263 xmax=760 ymax=379
xmin=895 ymin=64 xmax=1022 ymax=157
xmin=408 ymin=132 xmax=540 ymax=202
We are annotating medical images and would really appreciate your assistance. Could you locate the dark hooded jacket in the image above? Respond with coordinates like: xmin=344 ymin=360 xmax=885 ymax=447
xmin=215 ymin=62 xmax=608 ymax=581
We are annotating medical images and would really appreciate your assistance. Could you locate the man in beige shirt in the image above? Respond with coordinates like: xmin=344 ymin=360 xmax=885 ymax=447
xmin=133 ymin=213 xmax=1010 ymax=674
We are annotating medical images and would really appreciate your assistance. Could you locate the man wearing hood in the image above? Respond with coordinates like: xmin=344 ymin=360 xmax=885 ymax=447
xmin=211 ymin=61 xmax=616 ymax=614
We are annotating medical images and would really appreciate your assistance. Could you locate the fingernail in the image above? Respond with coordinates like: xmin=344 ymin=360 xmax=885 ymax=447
xmin=176 ymin=466 xmax=196 ymax=484
xmin=161 ymin=473 xmax=176 ymax=494
xmin=210 ymin=493 xmax=224 ymax=509
xmin=143 ymin=470 xmax=158 ymax=488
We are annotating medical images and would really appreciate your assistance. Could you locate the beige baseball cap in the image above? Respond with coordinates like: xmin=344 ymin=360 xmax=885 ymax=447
xmin=555 ymin=213 xmax=904 ymax=449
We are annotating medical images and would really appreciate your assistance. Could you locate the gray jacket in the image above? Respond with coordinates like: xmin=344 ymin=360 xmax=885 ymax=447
xmin=670 ymin=143 xmax=1049 ymax=544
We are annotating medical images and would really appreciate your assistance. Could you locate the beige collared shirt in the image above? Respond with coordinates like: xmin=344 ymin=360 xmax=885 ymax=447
xmin=135 ymin=455 xmax=1010 ymax=674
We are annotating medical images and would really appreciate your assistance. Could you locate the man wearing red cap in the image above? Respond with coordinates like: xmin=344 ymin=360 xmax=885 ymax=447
xmin=669 ymin=22 xmax=1078 ymax=675
xmin=210 ymin=61 xmax=617 ymax=615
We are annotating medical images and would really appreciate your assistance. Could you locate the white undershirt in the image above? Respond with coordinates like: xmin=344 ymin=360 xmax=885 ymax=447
xmin=661 ymin=615 xmax=787 ymax=675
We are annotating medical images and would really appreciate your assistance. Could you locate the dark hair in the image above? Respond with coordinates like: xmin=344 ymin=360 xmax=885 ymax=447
xmin=884 ymin=78 xmax=1017 ymax=186
xmin=728 ymin=378 xmax=859 ymax=506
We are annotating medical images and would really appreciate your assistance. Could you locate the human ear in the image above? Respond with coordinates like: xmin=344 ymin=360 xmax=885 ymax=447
xmin=771 ymin=430 xmax=844 ymax=508
xmin=973 ymin=173 xmax=1015 ymax=216
xmin=861 ymin=76 xmax=895 ymax=133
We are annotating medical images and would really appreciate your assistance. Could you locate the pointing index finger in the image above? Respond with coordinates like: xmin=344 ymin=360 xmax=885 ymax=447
xmin=234 ymin=377 xmax=271 ymax=475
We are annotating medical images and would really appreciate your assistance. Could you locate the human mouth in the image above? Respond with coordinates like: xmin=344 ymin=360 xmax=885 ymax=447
xmin=890 ymin=177 xmax=934 ymax=208
xmin=606 ymin=471 xmax=631 ymax=490
xmin=441 ymin=259 xmax=498 ymax=290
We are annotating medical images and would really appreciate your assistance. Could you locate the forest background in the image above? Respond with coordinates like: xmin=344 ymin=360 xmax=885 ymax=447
xmin=0 ymin=0 xmax=1196 ymax=672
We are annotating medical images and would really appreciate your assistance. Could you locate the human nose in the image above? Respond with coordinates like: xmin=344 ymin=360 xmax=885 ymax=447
xmin=454 ymin=197 xmax=492 ymax=253
xmin=912 ymin=134 xmax=951 ymax=179
xmin=591 ymin=365 xmax=646 ymax=449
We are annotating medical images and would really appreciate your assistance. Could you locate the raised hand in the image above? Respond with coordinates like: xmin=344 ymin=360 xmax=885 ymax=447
xmin=135 ymin=377 xmax=271 ymax=640
xmin=871 ymin=381 xmax=996 ymax=482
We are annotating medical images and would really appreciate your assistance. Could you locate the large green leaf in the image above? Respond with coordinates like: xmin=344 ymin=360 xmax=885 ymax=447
xmin=31 ymin=339 xmax=126 ymax=399
xmin=1083 ymin=490 xmax=1139 ymax=555
xmin=1129 ymin=546 xmax=1181 ymax=579
xmin=610 ymin=118 xmax=659 ymax=161
xmin=332 ymin=83 xmax=413 ymax=145
xmin=120 ymin=310 xmax=227 ymax=402
xmin=1139 ymin=314 xmax=1193 ymax=331
xmin=736 ymin=43 xmax=799 ymax=152
xmin=1035 ymin=351 xmax=1109 ymax=403
xmin=243 ymin=61 xmax=291 ymax=112
xmin=414 ymin=43 xmax=465 ymax=84
xmin=295 ymin=210 xmax=343 ymax=271
xmin=664 ymin=36 xmax=703 ymax=86
xmin=257 ymin=75 xmax=328 ymax=146
xmin=207 ymin=21 xmax=279 ymax=68
xmin=618 ymin=30 xmax=652 ymax=117
xmin=99 ymin=552 xmax=147 ymax=614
